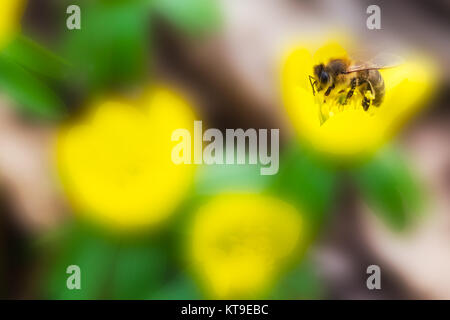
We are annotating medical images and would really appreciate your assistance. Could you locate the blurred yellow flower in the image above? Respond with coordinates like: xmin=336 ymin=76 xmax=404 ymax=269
xmin=56 ymin=86 xmax=196 ymax=231
xmin=282 ymin=41 xmax=436 ymax=159
xmin=189 ymin=193 xmax=303 ymax=299
xmin=0 ymin=0 xmax=25 ymax=49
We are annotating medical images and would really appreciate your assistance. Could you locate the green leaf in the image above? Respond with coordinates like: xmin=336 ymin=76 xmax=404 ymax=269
xmin=63 ymin=0 xmax=151 ymax=91
xmin=353 ymin=146 xmax=425 ymax=230
xmin=2 ymin=35 xmax=68 ymax=79
xmin=154 ymin=0 xmax=222 ymax=36
xmin=44 ymin=224 xmax=116 ymax=299
xmin=194 ymin=163 xmax=272 ymax=195
xmin=111 ymin=243 xmax=167 ymax=299
xmin=270 ymin=258 xmax=324 ymax=299
xmin=271 ymin=143 xmax=337 ymax=235
xmin=149 ymin=273 xmax=202 ymax=299
xmin=0 ymin=55 xmax=65 ymax=119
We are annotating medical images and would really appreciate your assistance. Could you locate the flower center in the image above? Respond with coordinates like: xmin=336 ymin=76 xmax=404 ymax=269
xmin=316 ymin=90 xmax=377 ymax=125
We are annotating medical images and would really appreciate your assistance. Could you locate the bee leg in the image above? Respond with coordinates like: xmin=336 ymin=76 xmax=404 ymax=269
xmin=361 ymin=80 xmax=375 ymax=111
xmin=367 ymin=80 xmax=375 ymax=98
xmin=324 ymin=83 xmax=335 ymax=96
xmin=308 ymin=75 xmax=316 ymax=96
xmin=362 ymin=97 xmax=371 ymax=111
xmin=343 ymin=78 xmax=357 ymax=105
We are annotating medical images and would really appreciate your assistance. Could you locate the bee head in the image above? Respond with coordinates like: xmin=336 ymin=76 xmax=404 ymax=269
xmin=314 ymin=64 xmax=331 ymax=91
xmin=319 ymin=71 xmax=330 ymax=84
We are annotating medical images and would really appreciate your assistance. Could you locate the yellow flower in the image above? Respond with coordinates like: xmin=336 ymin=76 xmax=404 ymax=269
xmin=188 ymin=193 xmax=303 ymax=299
xmin=282 ymin=40 xmax=436 ymax=159
xmin=56 ymin=86 xmax=196 ymax=231
xmin=0 ymin=0 xmax=25 ymax=49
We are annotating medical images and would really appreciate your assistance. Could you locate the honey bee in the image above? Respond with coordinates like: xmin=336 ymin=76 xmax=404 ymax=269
xmin=309 ymin=54 xmax=402 ymax=111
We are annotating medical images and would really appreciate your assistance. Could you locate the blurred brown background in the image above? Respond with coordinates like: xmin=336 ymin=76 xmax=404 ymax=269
xmin=0 ymin=0 xmax=449 ymax=299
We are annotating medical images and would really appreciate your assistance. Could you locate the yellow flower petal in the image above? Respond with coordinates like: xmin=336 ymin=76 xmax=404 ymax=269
xmin=0 ymin=0 xmax=25 ymax=49
xmin=282 ymin=48 xmax=321 ymax=140
xmin=313 ymin=109 xmax=384 ymax=156
xmin=312 ymin=41 xmax=348 ymax=66
xmin=56 ymin=86 xmax=196 ymax=231
xmin=282 ymin=47 xmax=314 ymax=92
xmin=188 ymin=193 xmax=303 ymax=299
xmin=379 ymin=57 xmax=436 ymax=134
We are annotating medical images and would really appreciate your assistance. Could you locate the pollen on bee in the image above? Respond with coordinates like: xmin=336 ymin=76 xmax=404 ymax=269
xmin=364 ymin=91 xmax=375 ymax=100
xmin=317 ymin=89 xmax=379 ymax=125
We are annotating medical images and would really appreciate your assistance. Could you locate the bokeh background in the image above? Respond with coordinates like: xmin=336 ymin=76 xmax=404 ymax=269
xmin=0 ymin=0 xmax=449 ymax=299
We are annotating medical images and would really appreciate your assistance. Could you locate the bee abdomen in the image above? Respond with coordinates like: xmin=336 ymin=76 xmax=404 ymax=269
xmin=369 ymin=70 xmax=385 ymax=107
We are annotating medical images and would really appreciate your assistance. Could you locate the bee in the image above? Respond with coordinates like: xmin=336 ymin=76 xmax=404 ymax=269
xmin=309 ymin=54 xmax=402 ymax=111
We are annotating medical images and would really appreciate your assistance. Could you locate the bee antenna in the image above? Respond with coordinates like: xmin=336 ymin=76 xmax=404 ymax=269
xmin=308 ymin=75 xmax=316 ymax=96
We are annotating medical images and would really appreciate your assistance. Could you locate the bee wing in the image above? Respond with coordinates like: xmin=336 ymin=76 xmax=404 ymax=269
xmin=345 ymin=53 xmax=404 ymax=73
